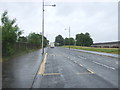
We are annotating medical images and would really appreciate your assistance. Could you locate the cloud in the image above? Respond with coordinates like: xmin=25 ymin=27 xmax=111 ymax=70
xmin=0 ymin=2 xmax=118 ymax=43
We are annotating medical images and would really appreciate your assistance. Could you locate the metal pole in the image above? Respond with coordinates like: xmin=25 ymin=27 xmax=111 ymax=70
xmin=42 ymin=0 xmax=44 ymax=55
xmin=69 ymin=26 xmax=70 ymax=50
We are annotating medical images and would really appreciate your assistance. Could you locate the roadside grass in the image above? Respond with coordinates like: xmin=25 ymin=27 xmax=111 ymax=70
xmin=2 ymin=48 xmax=41 ymax=62
xmin=62 ymin=46 xmax=120 ymax=54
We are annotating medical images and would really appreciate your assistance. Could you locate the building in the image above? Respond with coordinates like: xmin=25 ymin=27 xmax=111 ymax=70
xmin=91 ymin=41 xmax=120 ymax=48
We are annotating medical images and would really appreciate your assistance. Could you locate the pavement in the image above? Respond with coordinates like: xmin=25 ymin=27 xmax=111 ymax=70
xmin=2 ymin=49 xmax=46 ymax=88
xmin=2 ymin=47 xmax=119 ymax=89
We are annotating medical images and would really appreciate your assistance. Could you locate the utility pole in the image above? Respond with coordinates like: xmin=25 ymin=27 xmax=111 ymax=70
xmin=41 ymin=0 xmax=56 ymax=55
xmin=69 ymin=26 xmax=70 ymax=50
xmin=42 ymin=0 xmax=44 ymax=55
xmin=65 ymin=26 xmax=71 ymax=50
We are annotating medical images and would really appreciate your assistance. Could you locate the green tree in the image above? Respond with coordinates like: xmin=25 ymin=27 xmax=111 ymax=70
xmin=55 ymin=35 xmax=64 ymax=46
xmin=1 ymin=11 xmax=22 ymax=56
xmin=0 ymin=26 xmax=2 ymax=41
xmin=76 ymin=32 xmax=93 ymax=46
xmin=18 ymin=36 xmax=27 ymax=42
xmin=28 ymin=32 xmax=41 ymax=45
xmin=69 ymin=37 xmax=75 ymax=45
xmin=43 ymin=36 xmax=48 ymax=47
xmin=27 ymin=32 xmax=48 ymax=47
xmin=64 ymin=37 xmax=69 ymax=45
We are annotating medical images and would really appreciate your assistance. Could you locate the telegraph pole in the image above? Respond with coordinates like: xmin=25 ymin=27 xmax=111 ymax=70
xmin=41 ymin=0 xmax=44 ymax=55
xmin=65 ymin=26 xmax=71 ymax=50
xmin=69 ymin=26 xmax=70 ymax=50
xmin=41 ymin=0 xmax=56 ymax=55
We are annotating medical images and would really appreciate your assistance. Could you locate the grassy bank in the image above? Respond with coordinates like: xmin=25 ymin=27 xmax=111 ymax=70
xmin=62 ymin=46 xmax=120 ymax=54
xmin=2 ymin=48 xmax=40 ymax=62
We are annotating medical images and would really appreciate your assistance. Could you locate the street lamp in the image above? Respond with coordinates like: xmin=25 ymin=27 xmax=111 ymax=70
xmin=41 ymin=0 xmax=56 ymax=55
xmin=65 ymin=26 xmax=71 ymax=50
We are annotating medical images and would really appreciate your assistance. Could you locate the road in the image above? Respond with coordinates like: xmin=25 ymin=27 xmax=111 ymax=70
xmin=33 ymin=47 xmax=118 ymax=88
xmin=2 ymin=47 xmax=119 ymax=89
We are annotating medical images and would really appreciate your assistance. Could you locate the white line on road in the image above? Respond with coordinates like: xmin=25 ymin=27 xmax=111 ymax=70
xmin=87 ymin=69 xmax=94 ymax=74
xmin=79 ymin=64 xmax=83 ymax=67
xmin=92 ymin=61 xmax=116 ymax=70
xmin=74 ymin=61 xmax=77 ymax=63
xmin=78 ymin=56 xmax=86 ymax=59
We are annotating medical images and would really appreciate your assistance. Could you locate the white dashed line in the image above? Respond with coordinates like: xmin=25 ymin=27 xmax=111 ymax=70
xmin=78 ymin=56 xmax=86 ymax=59
xmin=92 ymin=61 xmax=116 ymax=70
xmin=87 ymin=69 xmax=94 ymax=74
xmin=79 ymin=64 xmax=83 ymax=67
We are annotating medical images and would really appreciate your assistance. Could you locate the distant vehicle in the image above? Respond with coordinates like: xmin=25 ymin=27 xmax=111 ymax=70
xmin=50 ymin=42 xmax=55 ymax=48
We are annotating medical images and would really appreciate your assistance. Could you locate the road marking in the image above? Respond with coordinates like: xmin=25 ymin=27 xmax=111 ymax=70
xmin=38 ymin=53 xmax=48 ymax=75
xmin=87 ymin=69 xmax=94 ymax=74
xmin=74 ymin=61 xmax=77 ymax=63
xmin=92 ymin=61 xmax=116 ymax=70
xmin=79 ymin=64 xmax=83 ymax=67
xmin=43 ymin=73 xmax=61 ymax=76
xmin=78 ymin=56 xmax=86 ymax=59
xmin=76 ymin=72 xmax=94 ymax=75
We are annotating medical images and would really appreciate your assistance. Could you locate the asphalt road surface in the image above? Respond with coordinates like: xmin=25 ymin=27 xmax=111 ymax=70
xmin=2 ymin=47 xmax=119 ymax=88
xmin=33 ymin=47 xmax=118 ymax=88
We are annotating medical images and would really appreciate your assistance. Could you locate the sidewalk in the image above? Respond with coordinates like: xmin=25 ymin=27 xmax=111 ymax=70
xmin=2 ymin=49 xmax=45 ymax=88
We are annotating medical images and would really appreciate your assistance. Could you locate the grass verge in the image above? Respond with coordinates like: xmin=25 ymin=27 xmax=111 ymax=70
xmin=62 ymin=46 xmax=120 ymax=54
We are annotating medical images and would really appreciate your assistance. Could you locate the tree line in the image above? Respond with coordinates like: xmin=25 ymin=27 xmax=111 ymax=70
xmin=1 ymin=11 xmax=48 ymax=56
xmin=55 ymin=32 xmax=93 ymax=47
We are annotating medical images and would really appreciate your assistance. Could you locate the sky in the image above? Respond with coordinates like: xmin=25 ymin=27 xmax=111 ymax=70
xmin=0 ymin=0 xmax=118 ymax=43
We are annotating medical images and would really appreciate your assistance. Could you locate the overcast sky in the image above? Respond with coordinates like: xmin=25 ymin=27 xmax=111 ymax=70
xmin=0 ymin=0 xmax=118 ymax=43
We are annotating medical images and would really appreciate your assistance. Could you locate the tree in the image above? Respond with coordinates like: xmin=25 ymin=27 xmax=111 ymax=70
xmin=64 ymin=37 xmax=75 ymax=45
xmin=76 ymin=32 xmax=93 ymax=46
xmin=69 ymin=38 xmax=75 ymax=45
xmin=55 ymin=35 xmax=64 ymax=46
xmin=0 ymin=26 xmax=1 ymax=41
xmin=27 ymin=32 xmax=48 ymax=47
xmin=43 ymin=36 xmax=48 ymax=47
xmin=18 ymin=36 xmax=27 ymax=42
xmin=64 ymin=37 xmax=69 ymax=45
xmin=1 ymin=11 xmax=22 ymax=56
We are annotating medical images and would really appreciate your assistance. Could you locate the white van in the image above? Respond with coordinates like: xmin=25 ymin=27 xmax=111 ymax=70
xmin=50 ymin=42 xmax=55 ymax=48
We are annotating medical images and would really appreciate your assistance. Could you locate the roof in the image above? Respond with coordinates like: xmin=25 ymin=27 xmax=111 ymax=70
xmin=92 ymin=41 xmax=120 ymax=45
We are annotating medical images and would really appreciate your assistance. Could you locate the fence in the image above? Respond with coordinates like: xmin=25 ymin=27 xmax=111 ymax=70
xmin=2 ymin=42 xmax=41 ymax=57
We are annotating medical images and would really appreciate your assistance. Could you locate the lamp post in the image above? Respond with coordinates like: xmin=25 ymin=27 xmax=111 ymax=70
xmin=65 ymin=26 xmax=71 ymax=50
xmin=41 ymin=0 xmax=56 ymax=55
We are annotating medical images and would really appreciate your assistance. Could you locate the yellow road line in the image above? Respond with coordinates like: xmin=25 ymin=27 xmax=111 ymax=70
xmin=43 ymin=73 xmax=61 ymax=76
xmin=38 ymin=53 xmax=48 ymax=75
xmin=87 ymin=69 xmax=94 ymax=74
